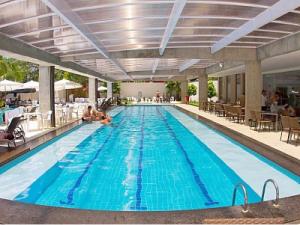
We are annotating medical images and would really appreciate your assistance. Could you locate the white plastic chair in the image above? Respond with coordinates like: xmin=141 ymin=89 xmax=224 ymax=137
xmin=55 ymin=108 xmax=64 ymax=126
xmin=67 ymin=107 xmax=73 ymax=122
xmin=42 ymin=111 xmax=52 ymax=129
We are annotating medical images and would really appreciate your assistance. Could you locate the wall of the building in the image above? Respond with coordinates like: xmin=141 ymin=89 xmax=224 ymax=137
xmin=120 ymin=82 xmax=166 ymax=98
xmin=263 ymin=71 xmax=300 ymax=107
xmin=263 ymin=72 xmax=300 ymax=93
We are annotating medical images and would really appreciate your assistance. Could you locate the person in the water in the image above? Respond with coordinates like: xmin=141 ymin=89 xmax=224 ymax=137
xmin=99 ymin=111 xmax=112 ymax=124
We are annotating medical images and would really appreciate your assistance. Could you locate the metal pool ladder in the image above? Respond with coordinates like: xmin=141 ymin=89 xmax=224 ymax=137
xmin=261 ymin=179 xmax=280 ymax=208
xmin=232 ymin=183 xmax=249 ymax=213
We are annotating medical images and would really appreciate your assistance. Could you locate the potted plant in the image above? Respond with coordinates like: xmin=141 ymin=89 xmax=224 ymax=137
xmin=208 ymin=80 xmax=217 ymax=100
xmin=187 ymin=83 xmax=197 ymax=103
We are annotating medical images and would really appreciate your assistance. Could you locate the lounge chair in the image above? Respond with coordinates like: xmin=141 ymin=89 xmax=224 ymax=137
xmin=100 ymin=98 xmax=112 ymax=112
xmin=0 ymin=116 xmax=26 ymax=148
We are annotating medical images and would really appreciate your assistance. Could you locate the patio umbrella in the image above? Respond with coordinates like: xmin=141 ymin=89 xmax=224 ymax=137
xmin=0 ymin=79 xmax=22 ymax=92
xmin=21 ymin=80 xmax=39 ymax=91
xmin=9 ymin=88 xmax=36 ymax=94
xmin=55 ymin=79 xmax=82 ymax=91
xmin=98 ymin=86 xmax=107 ymax=91
xmin=55 ymin=79 xmax=83 ymax=102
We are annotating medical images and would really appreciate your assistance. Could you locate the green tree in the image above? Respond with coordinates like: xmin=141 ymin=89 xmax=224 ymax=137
xmin=165 ymin=81 xmax=181 ymax=100
xmin=0 ymin=56 xmax=39 ymax=82
xmin=174 ymin=81 xmax=181 ymax=100
xmin=165 ymin=81 xmax=175 ymax=96
xmin=0 ymin=58 xmax=8 ymax=77
xmin=187 ymin=83 xmax=197 ymax=96
xmin=113 ymin=82 xmax=121 ymax=95
xmin=208 ymin=80 xmax=217 ymax=99
xmin=55 ymin=69 xmax=88 ymax=86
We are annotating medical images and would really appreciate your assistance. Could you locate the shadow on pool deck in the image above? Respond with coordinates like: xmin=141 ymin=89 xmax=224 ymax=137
xmin=0 ymin=119 xmax=81 ymax=166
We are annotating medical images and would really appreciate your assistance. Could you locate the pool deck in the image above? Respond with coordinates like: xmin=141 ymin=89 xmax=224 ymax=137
xmin=174 ymin=104 xmax=300 ymax=174
xmin=0 ymin=119 xmax=81 ymax=166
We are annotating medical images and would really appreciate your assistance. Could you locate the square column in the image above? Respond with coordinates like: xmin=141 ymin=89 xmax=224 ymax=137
xmin=198 ymin=71 xmax=208 ymax=110
xmin=240 ymin=73 xmax=245 ymax=95
xmin=180 ymin=80 xmax=188 ymax=103
xmin=245 ymin=60 xmax=262 ymax=124
xmin=228 ymin=75 xmax=237 ymax=104
xmin=39 ymin=66 xmax=55 ymax=127
xmin=107 ymin=82 xmax=113 ymax=99
xmin=88 ymin=77 xmax=98 ymax=105
xmin=218 ymin=77 xmax=222 ymax=100
xmin=221 ymin=76 xmax=228 ymax=102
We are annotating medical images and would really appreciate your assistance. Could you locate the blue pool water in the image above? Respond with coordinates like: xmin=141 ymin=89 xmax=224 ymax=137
xmin=0 ymin=106 xmax=299 ymax=211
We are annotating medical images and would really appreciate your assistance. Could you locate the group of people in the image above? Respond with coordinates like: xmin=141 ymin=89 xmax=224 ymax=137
xmin=82 ymin=105 xmax=112 ymax=124
xmin=261 ymin=90 xmax=296 ymax=116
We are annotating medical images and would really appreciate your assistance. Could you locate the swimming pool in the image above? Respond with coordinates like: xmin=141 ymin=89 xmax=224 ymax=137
xmin=0 ymin=106 xmax=299 ymax=211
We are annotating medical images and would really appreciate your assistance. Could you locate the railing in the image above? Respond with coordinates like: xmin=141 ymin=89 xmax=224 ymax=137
xmin=232 ymin=183 xmax=249 ymax=213
xmin=261 ymin=179 xmax=280 ymax=208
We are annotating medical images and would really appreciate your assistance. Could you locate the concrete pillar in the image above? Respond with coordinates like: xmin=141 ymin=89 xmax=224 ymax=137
xmin=180 ymin=80 xmax=188 ymax=103
xmin=218 ymin=77 xmax=222 ymax=100
xmin=245 ymin=60 xmax=262 ymax=124
xmin=198 ymin=71 xmax=208 ymax=110
xmin=221 ymin=76 xmax=228 ymax=102
xmin=88 ymin=77 xmax=97 ymax=105
xmin=240 ymin=73 xmax=245 ymax=95
xmin=229 ymin=75 xmax=237 ymax=104
xmin=39 ymin=66 xmax=55 ymax=127
xmin=107 ymin=82 xmax=113 ymax=99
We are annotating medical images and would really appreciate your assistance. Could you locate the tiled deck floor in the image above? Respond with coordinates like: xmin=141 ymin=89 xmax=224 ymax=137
xmin=0 ymin=119 xmax=80 ymax=165
xmin=174 ymin=104 xmax=300 ymax=161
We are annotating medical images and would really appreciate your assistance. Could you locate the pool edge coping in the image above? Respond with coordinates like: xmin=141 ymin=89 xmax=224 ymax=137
xmin=0 ymin=194 xmax=300 ymax=223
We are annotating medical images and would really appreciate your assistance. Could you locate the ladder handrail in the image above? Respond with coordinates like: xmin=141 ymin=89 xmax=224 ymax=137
xmin=232 ymin=183 xmax=249 ymax=213
xmin=261 ymin=179 xmax=279 ymax=207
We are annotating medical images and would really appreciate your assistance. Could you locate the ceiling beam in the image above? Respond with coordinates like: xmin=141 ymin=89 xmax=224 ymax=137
xmin=159 ymin=0 xmax=187 ymax=55
xmin=61 ymin=48 xmax=257 ymax=61
xmin=211 ymin=0 xmax=300 ymax=53
xmin=71 ymin=1 xmax=270 ymax=13
xmin=12 ymin=25 xmax=70 ymax=38
xmin=0 ymin=32 xmax=112 ymax=81
xmin=206 ymin=61 xmax=244 ymax=75
xmin=42 ymin=0 xmax=133 ymax=80
xmin=0 ymin=13 xmax=55 ymax=29
xmin=0 ymin=0 xmax=25 ymax=8
xmin=258 ymin=31 xmax=300 ymax=60
xmin=179 ymin=59 xmax=201 ymax=72
xmin=151 ymin=59 xmax=160 ymax=80
xmin=128 ymin=68 xmax=201 ymax=77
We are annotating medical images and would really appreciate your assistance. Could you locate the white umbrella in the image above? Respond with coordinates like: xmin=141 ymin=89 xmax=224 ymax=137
xmin=0 ymin=79 xmax=22 ymax=92
xmin=19 ymin=80 xmax=39 ymax=91
xmin=55 ymin=79 xmax=82 ymax=91
xmin=98 ymin=86 xmax=107 ymax=91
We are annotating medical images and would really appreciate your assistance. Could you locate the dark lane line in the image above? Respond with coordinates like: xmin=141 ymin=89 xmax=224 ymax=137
xmin=131 ymin=106 xmax=147 ymax=210
xmin=156 ymin=107 xmax=218 ymax=206
xmin=60 ymin=111 xmax=128 ymax=205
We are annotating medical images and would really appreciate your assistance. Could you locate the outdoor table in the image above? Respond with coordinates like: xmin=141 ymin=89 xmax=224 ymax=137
xmin=261 ymin=112 xmax=279 ymax=132
xmin=23 ymin=112 xmax=43 ymax=131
